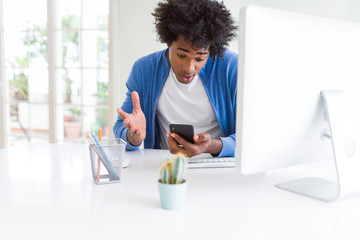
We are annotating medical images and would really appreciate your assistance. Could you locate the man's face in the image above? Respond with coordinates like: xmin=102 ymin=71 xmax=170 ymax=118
xmin=167 ymin=35 xmax=210 ymax=84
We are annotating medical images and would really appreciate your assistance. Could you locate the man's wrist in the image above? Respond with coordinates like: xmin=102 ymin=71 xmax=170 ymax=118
xmin=207 ymin=138 xmax=223 ymax=156
xmin=126 ymin=131 xmax=141 ymax=146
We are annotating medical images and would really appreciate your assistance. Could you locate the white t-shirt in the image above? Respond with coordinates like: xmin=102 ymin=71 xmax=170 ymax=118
xmin=156 ymin=68 xmax=223 ymax=149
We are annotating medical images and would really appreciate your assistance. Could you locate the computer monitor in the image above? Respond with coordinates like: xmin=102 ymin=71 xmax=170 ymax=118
xmin=235 ymin=5 xmax=360 ymax=201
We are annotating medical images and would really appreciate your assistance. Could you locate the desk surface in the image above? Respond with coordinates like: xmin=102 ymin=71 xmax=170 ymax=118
xmin=0 ymin=143 xmax=359 ymax=240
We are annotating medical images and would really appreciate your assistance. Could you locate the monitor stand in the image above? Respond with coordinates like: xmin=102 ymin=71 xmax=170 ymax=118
xmin=276 ymin=90 xmax=360 ymax=202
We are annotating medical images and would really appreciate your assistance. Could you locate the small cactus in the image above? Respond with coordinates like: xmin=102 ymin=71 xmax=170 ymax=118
xmin=160 ymin=153 xmax=187 ymax=184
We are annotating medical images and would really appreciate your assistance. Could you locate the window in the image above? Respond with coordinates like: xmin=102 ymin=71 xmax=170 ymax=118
xmin=0 ymin=0 xmax=111 ymax=147
xmin=3 ymin=0 xmax=49 ymax=145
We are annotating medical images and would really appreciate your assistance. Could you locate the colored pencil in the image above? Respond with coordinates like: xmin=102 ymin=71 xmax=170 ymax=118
xmin=96 ymin=129 xmax=102 ymax=182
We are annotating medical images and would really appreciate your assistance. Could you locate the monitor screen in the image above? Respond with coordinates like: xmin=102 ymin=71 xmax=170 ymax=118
xmin=235 ymin=5 xmax=360 ymax=176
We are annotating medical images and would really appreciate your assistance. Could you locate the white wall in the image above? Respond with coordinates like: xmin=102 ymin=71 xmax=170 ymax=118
xmin=116 ymin=0 xmax=360 ymax=104
xmin=224 ymin=0 xmax=360 ymax=51
xmin=116 ymin=0 xmax=165 ymax=104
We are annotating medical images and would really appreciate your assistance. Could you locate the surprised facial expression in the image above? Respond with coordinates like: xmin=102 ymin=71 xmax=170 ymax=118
xmin=167 ymin=35 xmax=210 ymax=84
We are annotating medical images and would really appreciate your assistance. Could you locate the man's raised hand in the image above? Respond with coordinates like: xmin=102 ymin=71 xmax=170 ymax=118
xmin=117 ymin=91 xmax=146 ymax=146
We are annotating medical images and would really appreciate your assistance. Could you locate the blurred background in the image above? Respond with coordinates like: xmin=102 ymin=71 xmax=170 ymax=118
xmin=1 ymin=0 xmax=360 ymax=148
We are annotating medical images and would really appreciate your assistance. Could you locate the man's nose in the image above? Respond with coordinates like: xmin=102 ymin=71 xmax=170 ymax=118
xmin=183 ymin=59 xmax=195 ymax=73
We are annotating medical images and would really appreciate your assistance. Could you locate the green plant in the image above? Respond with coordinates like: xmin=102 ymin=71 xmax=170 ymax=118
xmin=67 ymin=108 xmax=82 ymax=122
xmin=9 ymin=71 xmax=28 ymax=100
xmin=7 ymin=22 xmax=47 ymax=139
xmin=160 ymin=154 xmax=187 ymax=184
xmin=25 ymin=23 xmax=47 ymax=59
xmin=8 ymin=23 xmax=46 ymax=101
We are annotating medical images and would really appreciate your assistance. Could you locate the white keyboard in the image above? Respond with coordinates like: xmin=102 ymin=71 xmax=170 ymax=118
xmin=187 ymin=156 xmax=235 ymax=169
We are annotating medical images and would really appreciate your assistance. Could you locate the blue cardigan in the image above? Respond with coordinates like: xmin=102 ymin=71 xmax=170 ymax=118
xmin=113 ymin=49 xmax=238 ymax=157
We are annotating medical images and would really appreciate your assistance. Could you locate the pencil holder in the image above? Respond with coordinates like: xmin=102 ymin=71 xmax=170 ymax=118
xmin=89 ymin=138 xmax=126 ymax=184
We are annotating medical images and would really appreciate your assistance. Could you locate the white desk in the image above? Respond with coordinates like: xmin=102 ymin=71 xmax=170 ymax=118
xmin=0 ymin=143 xmax=359 ymax=240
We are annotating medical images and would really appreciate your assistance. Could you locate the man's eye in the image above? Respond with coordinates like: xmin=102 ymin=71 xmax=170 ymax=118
xmin=195 ymin=58 xmax=205 ymax=62
xmin=177 ymin=53 xmax=185 ymax=58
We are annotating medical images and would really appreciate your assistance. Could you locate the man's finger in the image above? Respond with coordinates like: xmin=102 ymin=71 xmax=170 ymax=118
xmin=117 ymin=108 xmax=129 ymax=119
xmin=131 ymin=91 xmax=141 ymax=112
xmin=168 ymin=135 xmax=183 ymax=153
xmin=170 ymin=133 xmax=190 ymax=146
xmin=194 ymin=133 xmax=211 ymax=142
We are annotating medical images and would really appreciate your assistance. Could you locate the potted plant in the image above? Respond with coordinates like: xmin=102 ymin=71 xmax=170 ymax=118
xmin=158 ymin=154 xmax=188 ymax=210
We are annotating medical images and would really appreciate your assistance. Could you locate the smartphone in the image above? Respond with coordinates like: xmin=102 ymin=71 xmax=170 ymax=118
xmin=169 ymin=124 xmax=195 ymax=144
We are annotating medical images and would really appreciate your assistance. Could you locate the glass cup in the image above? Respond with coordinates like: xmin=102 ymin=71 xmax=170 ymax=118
xmin=89 ymin=138 xmax=126 ymax=184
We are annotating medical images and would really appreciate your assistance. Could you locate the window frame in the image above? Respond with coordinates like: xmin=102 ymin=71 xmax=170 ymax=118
xmin=0 ymin=0 xmax=6 ymax=148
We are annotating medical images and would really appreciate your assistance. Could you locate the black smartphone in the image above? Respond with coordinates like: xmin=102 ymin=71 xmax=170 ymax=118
xmin=169 ymin=124 xmax=195 ymax=144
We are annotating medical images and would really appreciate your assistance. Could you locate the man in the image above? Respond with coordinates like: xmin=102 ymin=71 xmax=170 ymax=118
xmin=113 ymin=0 xmax=237 ymax=157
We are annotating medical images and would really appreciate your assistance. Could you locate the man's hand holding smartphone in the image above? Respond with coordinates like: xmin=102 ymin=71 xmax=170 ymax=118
xmin=167 ymin=124 xmax=222 ymax=157
xmin=169 ymin=124 xmax=195 ymax=144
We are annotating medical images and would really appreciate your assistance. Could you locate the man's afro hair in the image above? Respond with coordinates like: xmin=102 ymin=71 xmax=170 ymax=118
xmin=152 ymin=0 xmax=237 ymax=59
